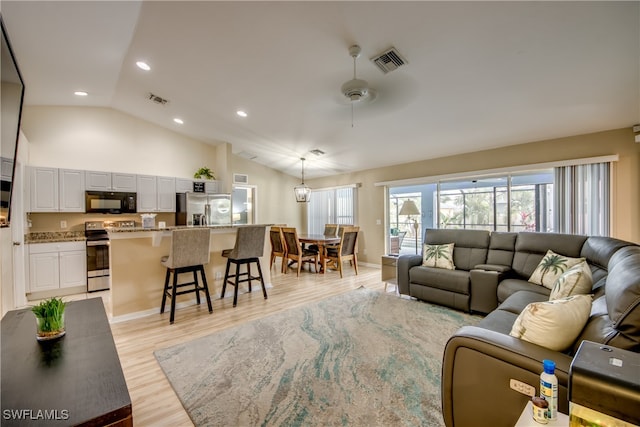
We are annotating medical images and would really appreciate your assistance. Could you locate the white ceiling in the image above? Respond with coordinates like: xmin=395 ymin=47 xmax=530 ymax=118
xmin=2 ymin=1 xmax=639 ymax=179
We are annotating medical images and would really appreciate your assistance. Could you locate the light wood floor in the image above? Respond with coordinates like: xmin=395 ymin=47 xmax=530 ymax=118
xmin=109 ymin=262 xmax=390 ymax=427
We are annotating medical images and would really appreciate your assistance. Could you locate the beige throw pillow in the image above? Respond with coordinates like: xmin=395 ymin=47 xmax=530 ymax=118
xmin=549 ymin=261 xmax=593 ymax=300
xmin=422 ymin=243 xmax=455 ymax=270
xmin=528 ymin=249 xmax=585 ymax=289
xmin=509 ymin=294 xmax=592 ymax=351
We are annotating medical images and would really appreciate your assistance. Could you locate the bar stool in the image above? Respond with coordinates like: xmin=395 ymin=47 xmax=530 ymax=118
xmin=221 ymin=225 xmax=267 ymax=307
xmin=160 ymin=228 xmax=212 ymax=324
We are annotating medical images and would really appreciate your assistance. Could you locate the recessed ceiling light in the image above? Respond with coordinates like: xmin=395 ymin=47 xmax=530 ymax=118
xmin=136 ymin=61 xmax=151 ymax=71
xmin=173 ymin=118 xmax=184 ymax=125
xmin=236 ymin=110 xmax=248 ymax=118
xmin=74 ymin=91 xmax=88 ymax=96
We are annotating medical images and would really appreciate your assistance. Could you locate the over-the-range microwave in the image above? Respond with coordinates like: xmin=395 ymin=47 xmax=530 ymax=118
xmin=85 ymin=191 xmax=137 ymax=214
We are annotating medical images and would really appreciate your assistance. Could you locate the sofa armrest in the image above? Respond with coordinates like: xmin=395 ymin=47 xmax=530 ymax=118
xmin=442 ymin=326 xmax=572 ymax=427
xmin=397 ymin=254 xmax=422 ymax=295
xmin=469 ymin=269 xmax=503 ymax=314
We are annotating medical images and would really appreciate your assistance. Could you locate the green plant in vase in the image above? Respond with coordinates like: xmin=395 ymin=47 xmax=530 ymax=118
xmin=32 ymin=297 xmax=66 ymax=341
xmin=194 ymin=167 xmax=216 ymax=180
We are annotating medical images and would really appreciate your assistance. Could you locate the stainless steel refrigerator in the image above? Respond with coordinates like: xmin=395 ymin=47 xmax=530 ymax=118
xmin=176 ymin=193 xmax=232 ymax=226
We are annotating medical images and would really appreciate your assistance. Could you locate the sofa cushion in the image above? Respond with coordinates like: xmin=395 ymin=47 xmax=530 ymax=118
xmin=497 ymin=278 xmax=550 ymax=303
xmin=509 ymin=294 xmax=593 ymax=351
xmin=424 ymin=228 xmax=490 ymax=271
xmin=476 ymin=309 xmax=519 ymax=336
xmin=422 ymin=243 xmax=455 ymax=270
xmin=485 ymin=232 xmax=517 ymax=266
xmin=528 ymin=249 xmax=585 ymax=289
xmin=409 ymin=266 xmax=470 ymax=294
xmin=495 ymin=290 xmax=548 ymax=315
xmin=511 ymin=232 xmax=587 ymax=278
xmin=549 ymin=261 xmax=593 ymax=300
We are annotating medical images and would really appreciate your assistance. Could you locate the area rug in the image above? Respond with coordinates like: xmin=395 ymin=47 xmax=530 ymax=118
xmin=154 ymin=287 xmax=481 ymax=426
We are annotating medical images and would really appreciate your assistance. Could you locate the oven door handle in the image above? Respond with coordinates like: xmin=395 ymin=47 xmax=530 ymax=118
xmin=86 ymin=240 xmax=110 ymax=247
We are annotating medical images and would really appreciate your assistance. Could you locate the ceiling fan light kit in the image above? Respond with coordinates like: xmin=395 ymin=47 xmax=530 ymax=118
xmin=341 ymin=44 xmax=378 ymax=127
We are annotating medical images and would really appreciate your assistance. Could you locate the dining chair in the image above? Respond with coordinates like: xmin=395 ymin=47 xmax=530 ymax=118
xmin=309 ymin=223 xmax=340 ymax=253
xmin=221 ymin=225 xmax=268 ymax=307
xmin=281 ymin=227 xmax=319 ymax=276
xmin=324 ymin=224 xmax=339 ymax=237
xmin=160 ymin=228 xmax=213 ymax=324
xmin=269 ymin=226 xmax=286 ymax=273
xmin=325 ymin=225 xmax=360 ymax=278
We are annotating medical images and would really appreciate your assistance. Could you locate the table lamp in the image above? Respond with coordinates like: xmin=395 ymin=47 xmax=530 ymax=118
xmin=399 ymin=200 xmax=420 ymax=254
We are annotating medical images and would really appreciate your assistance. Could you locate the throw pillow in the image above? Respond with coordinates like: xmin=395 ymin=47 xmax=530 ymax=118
xmin=509 ymin=294 xmax=592 ymax=351
xmin=549 ymin=261 xmax=593 ymax=300
xmin=422 ymin=243 xmax=455 ymax=270
xmin=528 ymin=249 xmax=585 ymax=289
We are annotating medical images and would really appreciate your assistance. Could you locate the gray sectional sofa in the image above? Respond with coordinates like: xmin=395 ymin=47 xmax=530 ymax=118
xmin=397 ymin=228 xmax=640 ymax=427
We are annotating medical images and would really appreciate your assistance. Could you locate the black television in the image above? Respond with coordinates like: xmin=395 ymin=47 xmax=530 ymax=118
xmin=0 ymin=15 xmax=25 ymax=227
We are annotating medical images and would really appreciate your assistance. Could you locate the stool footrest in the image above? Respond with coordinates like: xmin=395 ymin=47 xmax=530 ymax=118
xmin=221 ymin=257 xmax=267 ymax=307
xmin=161 ymin=264 xmax=213 ymax=324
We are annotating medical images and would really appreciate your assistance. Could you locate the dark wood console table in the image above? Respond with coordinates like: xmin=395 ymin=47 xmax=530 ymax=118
xmin=1 ymin=298 xmax=132 ymax=426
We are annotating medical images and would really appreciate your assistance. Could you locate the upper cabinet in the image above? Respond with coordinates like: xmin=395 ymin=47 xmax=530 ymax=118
xmin=59 ymin=169 xmax=85 ymax=212
xmin=86 ymin=171 xmax=136 ymax=192
xmin=29 ymin=167 xmax=86 ymax=213
xmin=175 ymin=178 xmax=193 ymax=193
xmin=137 ymin=175 xmax=176 ymax=212
xmin=29 ymin=167 xmax=58 ymax=212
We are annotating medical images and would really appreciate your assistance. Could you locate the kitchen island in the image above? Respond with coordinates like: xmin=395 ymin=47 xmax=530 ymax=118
xmin=108 ymin=225 xmax=272 ymax=319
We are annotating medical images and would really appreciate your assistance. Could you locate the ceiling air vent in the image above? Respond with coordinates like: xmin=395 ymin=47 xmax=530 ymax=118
xmin=310 ymin=149 xmax=325 ymax=156
xmin=370 ymin=47 xmax=408 ymax=74
xmin=148 ymin=93 xmax=169 ymax=105
xmin=237 ymin=151 xmax=257 ymax=160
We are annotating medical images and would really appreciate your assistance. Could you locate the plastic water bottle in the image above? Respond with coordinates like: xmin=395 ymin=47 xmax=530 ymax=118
xmin=540 ymin=359 xmax=558 ymax=421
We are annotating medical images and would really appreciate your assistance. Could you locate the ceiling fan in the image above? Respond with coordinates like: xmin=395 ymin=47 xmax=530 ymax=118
xmin=340 ymin=45 xmax=377 ymax=126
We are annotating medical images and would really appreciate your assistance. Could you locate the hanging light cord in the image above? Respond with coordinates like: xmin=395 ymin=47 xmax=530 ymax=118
xmin=300 ymin=157 xmax=306 ymax=184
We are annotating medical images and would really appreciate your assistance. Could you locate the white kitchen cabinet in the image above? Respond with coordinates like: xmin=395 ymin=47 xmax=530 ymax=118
xmin=29 ymin=252 xmax=60 ymax=291
xmin=59 ymin=250 xmax=87 ymax=288
xmin=175 ymin=178 xmax=193 ymax=193
xmin=29 ymin=166 xmax=59 ymax=212
xmin=1 ymin=157 xmax=13 ymax=180
xmin=137 ymin=175 xmax=176 ymax=212
xmin=194 ymin=180 xmax=221 ymax=194
xmin=136 ymin=174 xmax=157 ymax=212
xmin=28 ymin=242 xmax=86 ymax=292
xmin=157 ymin=176 xmax=176 ymax=212
xmin=112 ymin=173 xmax=137 ymax=191
xmin=59 ymin=168 xmax=85 ymax=212
xmin=86 ymin=171 xmax=137 ymax=191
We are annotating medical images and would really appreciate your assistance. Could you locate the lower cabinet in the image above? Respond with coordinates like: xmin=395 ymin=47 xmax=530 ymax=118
xmin=29 ymin=242 xmax=86 ymax=292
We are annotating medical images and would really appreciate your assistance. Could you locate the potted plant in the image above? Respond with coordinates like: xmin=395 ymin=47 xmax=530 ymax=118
xmin=32 ymin=297 xmax=66 ymax=341
xmin=194 ymin=167 xmax=216 ymax=180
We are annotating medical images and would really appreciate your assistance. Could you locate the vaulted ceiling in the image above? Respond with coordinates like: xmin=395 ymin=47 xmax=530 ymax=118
xmin=2 ymin=1 xmax=638 ymax=178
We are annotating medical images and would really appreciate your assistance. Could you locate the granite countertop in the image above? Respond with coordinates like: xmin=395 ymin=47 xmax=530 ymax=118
xmin=106 ymin=225 xmax=238 ymax=233
xmin=25 ymin=231 xmax=86 ymax=244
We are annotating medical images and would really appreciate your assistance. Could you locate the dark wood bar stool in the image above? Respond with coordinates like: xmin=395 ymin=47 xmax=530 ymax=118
xmin=160 ymin=228 xmax=213 ymax=324
xmin=221 ymin=225 xmax=267 ymax=307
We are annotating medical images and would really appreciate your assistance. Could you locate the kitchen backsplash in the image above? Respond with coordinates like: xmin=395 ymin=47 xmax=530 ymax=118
xmin=27 ymin=212 xmax=175 ymax=232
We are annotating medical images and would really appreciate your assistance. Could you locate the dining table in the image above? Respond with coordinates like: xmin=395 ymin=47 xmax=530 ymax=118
xmin=298 ymin=234 xmax=341 ymax=274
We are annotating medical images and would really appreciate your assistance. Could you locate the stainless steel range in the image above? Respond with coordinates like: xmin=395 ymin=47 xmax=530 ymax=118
xmin=84 ymin=220 xmax=135 ymax=292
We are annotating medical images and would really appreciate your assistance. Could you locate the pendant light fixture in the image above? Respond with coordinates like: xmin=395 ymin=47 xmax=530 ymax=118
xmin=294 ymin=157 xmax=311 ymax=203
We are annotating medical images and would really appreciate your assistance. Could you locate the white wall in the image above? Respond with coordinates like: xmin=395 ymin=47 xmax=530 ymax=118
xmin=21 ymin=106 xmax=219 ymax=179
xmin=20 ymin=106 xmax=303 ymax=228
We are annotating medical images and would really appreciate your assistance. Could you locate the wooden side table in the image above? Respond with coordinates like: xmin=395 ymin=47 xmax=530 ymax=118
xmin=381 ymin=255 xmax=399 ymax=294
